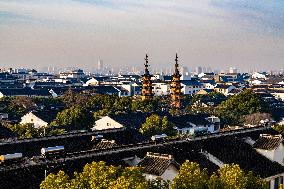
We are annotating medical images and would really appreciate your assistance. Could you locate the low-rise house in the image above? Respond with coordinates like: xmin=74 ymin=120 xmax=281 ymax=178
xmin=196 ymin=89 xmax=214 ymax=95
xmin=253 ymin=134 xmax=284 ymax=166
xmin=181 ymin=80 xmax=204 ymax=95
xmin=152 ymin=82 xmax=170 ymax=96
xmin=171 ymin=114 xmax=220 ymax=135
xmin=203 ymin=135 xmax=284 ymax=189
xmin=93 ymin=139 xmax=118 ymax=150
xmin=214 ymin=84 xmax=235 ymax=96
xmin=20 ymin=111 xmax=57 ymax=128
xmin=92 ymin=116 xmax=124 ymax=131
xmin=85 ymin=77 xmax=109 ymax=86
xmin=227 ymin=88 xmax=242 ymax=96
xmin=91 ymin=113 xmax=147 ymax=131
xmin=59 ymin=69 xmax=85 ymax=79
xmin=0 ymin=88 xmax=52 ymax=98
xmin=252 ymin=72 xmax=268 ymax=80
xmin=138 ymin=152 xmax=180 ymax=181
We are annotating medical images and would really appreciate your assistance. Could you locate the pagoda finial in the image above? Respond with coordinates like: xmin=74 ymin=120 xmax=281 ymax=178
xmin=174 ymin=53 xmax=180 ymax=75
xmin=175 ymin=53 xmax=178 ymax=64
xmin=145 ymin=54 xmax=149 ymax=65
xmin=144 ymin=54 xmax=150 ymax=75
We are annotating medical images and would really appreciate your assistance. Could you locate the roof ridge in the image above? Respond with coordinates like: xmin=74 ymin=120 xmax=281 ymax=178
xmin=146 ymin=152 xmax=173 ymax=160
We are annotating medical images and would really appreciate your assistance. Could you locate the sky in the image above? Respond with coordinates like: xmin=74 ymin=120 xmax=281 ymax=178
xmin=0 ymin=0 xmax=284 ymax=72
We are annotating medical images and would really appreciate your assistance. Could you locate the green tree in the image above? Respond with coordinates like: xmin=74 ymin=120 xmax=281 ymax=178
xmin=209 ymin=164 xmax=268 ymax=189
xmin=40 ymin=161 xmax=148 ymax=189
xmin=113 ymin=97 xmax=132 ymax=113
xmin=273 ymin=124 xmax=284 ymax=135
xmin=51 ymin=105 xmax=93 ymax=130
xmin=215 ymin=90 xmax=269 ymax=125
xmin=171 ymin=160 xmax=209 ymax=189
xmin=148 ymin=178 xmax=170 ymax=189
xmin=108 ymin=167 xmax=149 ymax=189
xmin=139 ymin=114 xmax=176 ymax=137
xmin=5 ymin=123 xmax=42 ymax=139
xmin=131 ymin=99 xmax=159 ymax=113
xmin=40 ymin=171 xmax=70 ymax=189
xmin=7 ymin=96 xmax=36 ymax=120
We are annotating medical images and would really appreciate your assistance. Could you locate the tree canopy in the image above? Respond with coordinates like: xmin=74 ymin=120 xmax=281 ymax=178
xmin=40 ymin=161 xmax=149 ymax=189
xmin=171 ymin=161 xmax=208 ymax=189
xmin=215 ymin=90 xmax=270 ymax=125
xmin=50 ymin=105 xmax=93 ymax=130
xmin=139 ymin=114 xmax=176 ymax=137
xmin=41 ymin=161 xmax=268 ymax=189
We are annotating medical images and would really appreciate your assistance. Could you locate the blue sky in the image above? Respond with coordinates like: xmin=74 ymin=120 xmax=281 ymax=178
xmin=0 ymin=0 xmax=284 ymax=71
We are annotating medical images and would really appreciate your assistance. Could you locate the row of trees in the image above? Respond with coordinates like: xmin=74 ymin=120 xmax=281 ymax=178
xmin=0 ymin=89 xmax=275 ymax=138
xmin=41 ymin=161 xmax=268 ymax=189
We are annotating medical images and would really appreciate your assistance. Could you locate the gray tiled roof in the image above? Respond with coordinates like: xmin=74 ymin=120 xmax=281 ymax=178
xmin=93 ymin=139 xmax=117 ymax=150
xmin=138 ymin=152 xmax=180 ymax=176
xmin=253 ymin=134 xmax=282 ymax=150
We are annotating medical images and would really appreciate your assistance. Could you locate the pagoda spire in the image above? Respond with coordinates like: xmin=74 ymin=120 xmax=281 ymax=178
xmin=170 ymin=53 xmax=182 ymax=109
xmin=144 ymin=54 xmax=150 ymax=75
xmin=174 ymin=53 xmax=180 ymax=76
xmin=141 ymin=54 xmax=153 ymax=100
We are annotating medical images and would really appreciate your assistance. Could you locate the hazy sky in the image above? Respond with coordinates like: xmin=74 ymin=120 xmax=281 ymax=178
xmin=1 ymin=0 xmax=284 ymax=71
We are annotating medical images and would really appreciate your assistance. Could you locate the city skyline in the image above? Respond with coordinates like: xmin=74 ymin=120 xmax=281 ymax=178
xmin=1 ymin=0 xmax=284 ymax=70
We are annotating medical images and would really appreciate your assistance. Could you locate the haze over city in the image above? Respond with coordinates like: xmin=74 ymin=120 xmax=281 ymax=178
xmin=1 ymin=0 xmax=284 ymax=71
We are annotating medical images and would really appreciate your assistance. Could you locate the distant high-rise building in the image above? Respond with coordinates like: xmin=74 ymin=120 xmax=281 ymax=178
xmin=98 ymin=60 xmax=104 ymax=71
xmin=195 ymin=66 xmax=202 ymax=75
xmin=229 ymin=67 xmax=238 ymax=74
xmin=180 ymin=66 xmax=191 ymax=80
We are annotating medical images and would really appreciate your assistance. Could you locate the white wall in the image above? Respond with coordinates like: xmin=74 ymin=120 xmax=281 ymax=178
xmin=161 ymin=164 xmax=179 ymax=181
xmin=181 ymin=84 xmax=204 ymax=95
xmin=144 ymin=164 xmax=179 ymax=181
xmin=271 ymin=92 xmax=284 ymax=101
xmin=265 ymin=173 xmax=284 ymax=189
xmin=256 ymin=144 xmax=284 ymax=166
xmin=20 ymin=112 xmax=48 ymax=128
xmin=85 ymin=78 xmax=100 ymax=86
xmin=92 ymin=116 xmax=124 ymax=131
xmin=153 ymin=83 xmax=170 ymax=96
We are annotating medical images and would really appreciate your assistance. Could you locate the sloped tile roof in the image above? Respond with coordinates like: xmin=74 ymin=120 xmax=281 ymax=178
xmin=93 ymin=139 xmax=117 ymax=150
xmin=253 ymin=134 xmax=282 ymax=150
xmin=138 ymin=152 xmax=180 ymax=176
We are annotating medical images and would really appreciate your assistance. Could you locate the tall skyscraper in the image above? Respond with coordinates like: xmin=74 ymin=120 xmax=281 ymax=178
xmin=97 ymin=60 xmax=104 ymax=71
xmin=195 ymin=66 xmax=202 ymax=75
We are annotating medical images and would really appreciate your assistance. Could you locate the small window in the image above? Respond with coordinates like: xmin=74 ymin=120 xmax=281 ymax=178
xmin=31 ymin=119 xmax=34 ymax=122
xmin=107 ymin=123 xmax=111 ymax=126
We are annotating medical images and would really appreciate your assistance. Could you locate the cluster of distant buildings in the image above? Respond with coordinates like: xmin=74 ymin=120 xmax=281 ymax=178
xmin=0 ymin=63 xmax=284 ymax=100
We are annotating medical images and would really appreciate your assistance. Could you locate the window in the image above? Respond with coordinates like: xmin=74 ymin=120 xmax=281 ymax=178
xmin=31 ymin=119 xmax=34 ymax=122
xmin=107 ymin=123 xmax=111 ymax=126
xmin=214 ymin=125 xmax=219 ymax=131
